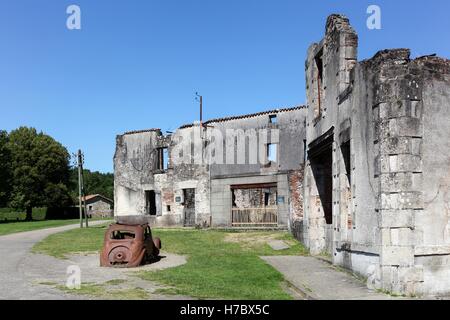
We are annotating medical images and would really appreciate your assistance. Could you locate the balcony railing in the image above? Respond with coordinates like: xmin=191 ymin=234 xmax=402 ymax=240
xmin=231 ymin=207 xmax=278 ymax=227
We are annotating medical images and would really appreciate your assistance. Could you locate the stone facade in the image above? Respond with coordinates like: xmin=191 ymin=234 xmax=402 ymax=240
xmin=114 ymin=14 xmax=450 ymax=297
xmin=114 ymin=107 xmax=307 ymax=229
xmin=84 ymin=195 xmax=113 ymax=218
xmin=298 ymin=14 xmax=450 ymax=297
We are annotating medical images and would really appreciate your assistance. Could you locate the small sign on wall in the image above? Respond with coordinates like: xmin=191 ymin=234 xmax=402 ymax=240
xmin=277 ymin=196 xmax=285 ymax=204
xmin=175 ymin=196 xmax=182 ymax=203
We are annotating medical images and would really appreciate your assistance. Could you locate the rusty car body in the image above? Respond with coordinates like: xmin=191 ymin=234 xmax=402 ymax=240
xmin=100 ymin=223 xmax=161 ymax=268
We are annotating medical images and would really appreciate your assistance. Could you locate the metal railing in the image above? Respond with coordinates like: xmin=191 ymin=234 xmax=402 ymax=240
xmin=231 ymin=207 xmax=278 ymax=227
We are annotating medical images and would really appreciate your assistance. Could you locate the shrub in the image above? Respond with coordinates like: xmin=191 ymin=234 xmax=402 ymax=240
xmin=32 ymin=207 xmax=47 ymax=221
xmin=0 ymin=208 xmax=26 ymax=221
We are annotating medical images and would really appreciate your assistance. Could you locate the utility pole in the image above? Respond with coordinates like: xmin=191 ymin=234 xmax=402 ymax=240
xmin=200 ymin=95 xmax=203 ymax=126
xmin=77 ymin=150 xmax=89 ymax=228
xmin=81 ymin=160 xmax=88 ymax=228
xmin=77 ymin=150 xmax=84 ymax=228
xmin=195 ymin=92 xmax=203 ymax=127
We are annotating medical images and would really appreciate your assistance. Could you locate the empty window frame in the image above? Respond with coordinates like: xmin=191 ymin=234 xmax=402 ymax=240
xmin=314 ymin=49 xmax=324 ymax=117
xmin=303 ymin=139 xmax=307 ymax=163
xmin=264 ymin=191 xmax=270 ymax=206
xmin=267 ymin=143 xmax=277 ymax=163
xmin=341 ymin=141 xmax=351 ymax=185
xmin=110 ymin=230 xmax=136 ymax=240
xmin=269 ymin=114 xmax=278 ymax=124
xmin=157 ymin=148 xmax=169 ymax=171
xmin=341 ymin=140 xmax=353 ymax=229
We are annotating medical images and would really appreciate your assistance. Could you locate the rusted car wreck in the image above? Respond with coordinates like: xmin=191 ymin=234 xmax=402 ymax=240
xmin=100 ymin=223 xmax=161 ymax=268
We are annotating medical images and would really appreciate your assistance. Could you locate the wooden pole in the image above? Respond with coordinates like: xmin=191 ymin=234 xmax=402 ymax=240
xmin=200 ymin=95 xmax=203 ymax=126
xmin=77 ymin=150 xmax=83 ymax=228
xmin=80 ymin=153 xmax=88 ymax=228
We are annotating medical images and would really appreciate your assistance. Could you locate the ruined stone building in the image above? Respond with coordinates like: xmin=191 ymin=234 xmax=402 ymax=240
xmin=114 ymin=106 xmax=306 ymax=229
xmin=114 ymin=14 xmax=450 ymax=296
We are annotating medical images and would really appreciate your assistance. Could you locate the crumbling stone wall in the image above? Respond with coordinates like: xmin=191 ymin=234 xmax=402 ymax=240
xmin=113 ymin=126 xmax=211 ymax=227
xmin=304 ymin=15 xmax=363 ymax=256
xmin=233 ymin=187 xmax=277 ymax=208
xmin=114 ymin=13 xmax=450 ymax=297
xmin=368 ymin=52 xmax=450 ymax=296
xmin=302 ymin=14 xmax=450 ymax=297
xmin=288 ymin=167 xmax=305 ymax=242
xmin=114 ymin=130 xmax=161 ymax=216
xmin=115 ymin=107 xmax=307 ymax=229
xmin=367 ymin=49 xmax=425 ymax=295
xmin=207 ymin=108 xmax=307 ymax=227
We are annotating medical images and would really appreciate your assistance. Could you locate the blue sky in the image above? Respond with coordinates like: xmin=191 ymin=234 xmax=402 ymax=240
xmin=1 ymin=0 xmax=449 ymax=173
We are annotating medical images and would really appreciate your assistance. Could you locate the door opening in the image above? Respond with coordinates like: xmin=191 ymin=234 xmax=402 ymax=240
xmin=183 ymin=188 xmax=196 ymax=227
xmin=145 ymin=190 xmax=156 ymax=215
xmin=309 ymin=134 xmax=333 ymax=225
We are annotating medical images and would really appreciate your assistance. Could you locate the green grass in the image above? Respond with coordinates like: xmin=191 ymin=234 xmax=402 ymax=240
xmin=0 ymin=219 xmax=83 ymax=236
xmin=55 ymin=283 xmax=150 ymax=300
xmin=105 ymin=279 xmax=127 ymax=286
xmin=0 ymin=216 xmax=112 ymax=237
xmin=32 ymin=224 xmax=108 ymax=258
xmin=33 ymin=226 xmax=308 ymax=300
xmin=137 ymin=229 xmax=308 ymax=300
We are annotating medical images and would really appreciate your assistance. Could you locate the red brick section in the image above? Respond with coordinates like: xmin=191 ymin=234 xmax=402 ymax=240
xmin=162 ymin=189 xmax=174 ymax=205
xmin=288 ymin=167 xmax=305 ymax=220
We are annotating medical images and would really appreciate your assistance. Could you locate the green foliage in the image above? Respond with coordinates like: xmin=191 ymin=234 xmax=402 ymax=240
xmin=0 ymin=130 xmax=12 ymax=207
xmin=0 ymin=127 xmax=113 ymax=220
xmin=0 ymin=207 xmax=49 ymax=221
xmin=68 ymin=168 xmax=114 ymax=201
xmin=6 ymin=127 xmax=72 ymax=217
xmin=0 ymin=207 xmax=26 ymax=221
xmin=43 ymin=183 xmax=72 ymax=209
xmin=32 ymin=207 xmax=48 ymax=220
xmin=0 ymin=207 xmax=24 ymax=214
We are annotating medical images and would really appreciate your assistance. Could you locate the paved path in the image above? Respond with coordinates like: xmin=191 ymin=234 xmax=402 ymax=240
xmin=0 ymin=221 xmax=110 ymax=300
xmin=262 ymin=256 xmax=400 ymax=300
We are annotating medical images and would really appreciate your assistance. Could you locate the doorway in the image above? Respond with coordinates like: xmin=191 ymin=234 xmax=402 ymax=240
xmin=308 ymin=130 xmax=334 ymax=253
xmin=230 ymin=183 xmax=278 ymax=227
xmin=145 ymin=190 xmax=156 ymax=215
xmin=183 ymin=188 xmax=196 ymax=227
xmin=310 ymin=150 xmax=333 ymax=225
xmin=341 ymin=140 xmax=353 ymax=230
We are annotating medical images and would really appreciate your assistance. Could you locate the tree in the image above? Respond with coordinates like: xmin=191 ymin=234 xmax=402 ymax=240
xmin=8 ymin=127 xmax=72 ymax=220
xmin=68 ymin=168 xmax=114 ymax=202
xmin=0 ymin=130 xmax=12 ymax=207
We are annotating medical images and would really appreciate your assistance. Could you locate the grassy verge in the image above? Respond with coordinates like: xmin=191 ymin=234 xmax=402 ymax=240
xmin=51 ymin=282 xmax=150 ymax=300
xmin=138 ymin=229 xmax=308 ymax=299
xmin=33 ymin=226 xmax=308 ymax=299
xmin=0 ymin=218 xmax=110 ymax=237
xmin=32 ymin=224 xmax=108 ymax=258
xmin=0 ymin=219 xmax=80 ymax=236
